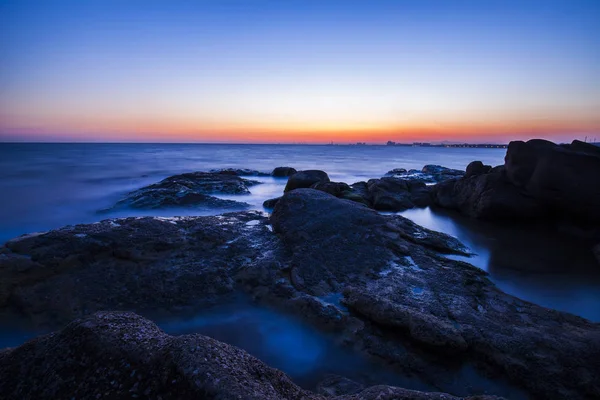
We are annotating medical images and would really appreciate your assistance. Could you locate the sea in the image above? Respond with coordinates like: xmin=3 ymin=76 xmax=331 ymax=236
xmin=0 ymin=143 xmax=597 ymax=396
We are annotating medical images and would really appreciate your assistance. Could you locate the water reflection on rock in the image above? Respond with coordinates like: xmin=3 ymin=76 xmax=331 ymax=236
xmin=400 ymin=207 xmax=600 ymax=321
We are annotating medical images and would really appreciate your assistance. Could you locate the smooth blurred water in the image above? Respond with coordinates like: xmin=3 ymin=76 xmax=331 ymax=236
xmin=0 ymin=143 xmax=504 ymax=243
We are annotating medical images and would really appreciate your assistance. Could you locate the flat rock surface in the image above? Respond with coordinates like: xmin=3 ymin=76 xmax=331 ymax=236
xmin=0 ymin=212 xmax=274 ymax=327
xmin=108 ymin=172 xmax=260 ymax=210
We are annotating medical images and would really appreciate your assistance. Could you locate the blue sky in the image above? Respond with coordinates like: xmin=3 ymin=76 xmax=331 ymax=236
xmin=1 ymin=0 xmax=599 ymax=143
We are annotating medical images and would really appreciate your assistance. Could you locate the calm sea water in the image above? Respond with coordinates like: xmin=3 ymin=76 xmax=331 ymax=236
xmin=0 ymin=143 xmax=597 ymax=395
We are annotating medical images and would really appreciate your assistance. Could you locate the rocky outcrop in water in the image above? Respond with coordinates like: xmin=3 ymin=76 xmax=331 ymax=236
xmin=108 ymin=172 xmax=260 ymax=210
xmin=386 ymin=165 xmax=465 ymax=183
xmin=431 ymin=140 xmax=600 ymax=235
xmin=272 ymin=166 xmax=298 ymax=177
xmin=0 ymin=212 xmax=272 ymax=327
xmin=365 ymin=177 xmax=431 ymax=211
xmin=284 ymin=170 xmax=330 ymax=192
xmin=269 ymin=190 xmax=600 ymax=399
xmin=0 ymin=311 xmax=502 ymax=400
xmin=1 ymin=190 xmax=599 ymax=399
xmin=210 ymin=168 xmax=270 ymax=176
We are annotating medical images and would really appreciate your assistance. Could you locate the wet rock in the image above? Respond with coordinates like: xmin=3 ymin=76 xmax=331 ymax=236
xmin=386 ymin=168 xmax=407 ymax=175
xmin=386 ymin=165 xmax=465 ymax=184
xmin=317 ymin=375 xmax=364 ymax=396
xmin=210 ymin=168 xmax=270 ymax=176
xmin=263 ymin=197 xmax=282 ymax=209
xmin=311 ymin=181 xmax=352 ymax=197
xmin=271 ymin=189 xmax=600 ymax=399
xmin=0 ymin=212 xmax=272 ymax=328
xmin=367 ymin=178 xmax=431 ymax=211
xmin=0 ymin=311 xmax=311 ymax=400
xmin=433 ymin=139 xmax=600 ymax=227
xmin=465 ymin=161 xmax=492 ymax=177
xmin=109 ymin=172 xmax=259 ymax=210
xmin=284 ymin=170 xmax=330 ymax=192
xmin=272 ymin=166 xmax=298 ymax=177
xmin=3 ymin=191 xmax=599 ymax=399
xmin=504 ymin=139 xmax=600 ymax=223
xmin=432 ymin=169 xmax=544 ymax=219
xmin=0 ymin=311 xmax=499 ymax=400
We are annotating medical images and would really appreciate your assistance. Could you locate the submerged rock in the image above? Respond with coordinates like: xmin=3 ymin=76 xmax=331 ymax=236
xmin=0 ymin=311 xmax=499 ymax=400
xmin=284 ymin=170 xmax=330 ymax=192
xmin=272 ymin=166 xmax=298 ymax=177
xmin=109 ymin=172 xmax=259 ymax=210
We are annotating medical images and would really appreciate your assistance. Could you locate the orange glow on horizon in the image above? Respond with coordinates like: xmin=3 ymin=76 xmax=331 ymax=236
xmin=2 ymin=114 xmax=599 ymax=144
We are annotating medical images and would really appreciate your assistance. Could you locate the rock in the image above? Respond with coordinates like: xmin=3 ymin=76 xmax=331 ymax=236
xmin=284 ymin=170 xmax=330 ymax=192
xmin=316 ymin=375 xmax=364 ymax=396
xmin=433 ymin=139 xmax=600 ymax=227
xmin=3 ymin=191 xmax=600 ymax=399
xmin=385 ymin=165 xmax=464 ymax=183
xmin=209 ymin=168 xmax=270 ymax=176
xmin=272 ymin=166 xmax=298 ymax=177
xmin=0 ymin=311 xmax=499 ymax=400
xmin=385 ymin=168 xmax=407 ymax=175
xmin=432 ymin=169 xmax=544 ymax=219
xmin=108 ymin=172 xmax=259 ymax=210
xmin=0 ymin=212 xmax=273 ymax=328
xmin=0 ymin=311 xmax=310 ymax=400
xmin=263 ymin=197 xmax=281 ymax=209
xmin=311 ymin=181 xmax=351 ymax=197
xmin=366 ymin=177 xmax=431 ymax=211
xmin=465 ymin=161 xmax=492 ymax=177
xmin=504 ymin=139 xmax=600 ymax=223
xmin=271 ymin=190 xmax=600 ymax=399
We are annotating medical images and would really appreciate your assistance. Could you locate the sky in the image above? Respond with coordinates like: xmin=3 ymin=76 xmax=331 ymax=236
xmin=0 ymin=0 xmax=599 ymax=144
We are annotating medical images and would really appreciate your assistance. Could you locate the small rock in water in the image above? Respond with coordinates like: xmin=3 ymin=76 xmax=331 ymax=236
xmin=272 ymin=166 xmax=298 ymax=177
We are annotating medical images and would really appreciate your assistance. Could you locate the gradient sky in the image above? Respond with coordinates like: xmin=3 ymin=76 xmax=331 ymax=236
xmin=1 ymin=0 xmax=599 ymax=143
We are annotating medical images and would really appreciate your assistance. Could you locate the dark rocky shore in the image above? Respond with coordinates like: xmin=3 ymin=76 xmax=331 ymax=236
xmin=1 ymin=140 xmax=599 ymax=399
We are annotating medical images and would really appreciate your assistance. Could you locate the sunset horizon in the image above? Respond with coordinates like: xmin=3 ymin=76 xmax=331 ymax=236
xmin=2 ymin=0 xmax=599 ymax=144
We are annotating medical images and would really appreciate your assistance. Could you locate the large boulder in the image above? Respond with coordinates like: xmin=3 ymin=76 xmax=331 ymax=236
xmin=108 ymin=172 xmax=259 ymax=210
xmin=432 ymin=140 xmax=600 ymax=229
xmin=432 ymin=168 xmax=544 ymax=219
xmin=272 ymin=166 xmax=298 ymax=177
xmin=504 ymin=139 xmax=600 ymax=223
xmin=284 ymin=170 xmax=330 ymax=192
xmin=270 ymin=190 xmax=600 ymax=399
xmin=0 ymin=311 xmax=499 ymax=400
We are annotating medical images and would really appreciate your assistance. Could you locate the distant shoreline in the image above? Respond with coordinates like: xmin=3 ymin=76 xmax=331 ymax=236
xmin=1 ymin=141 xmax=598 ymax=148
